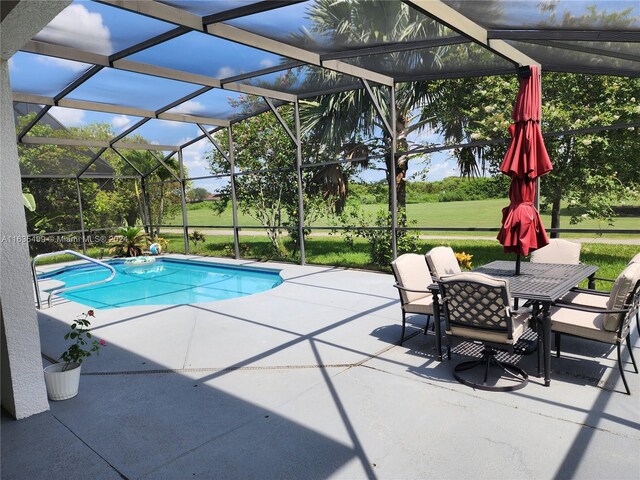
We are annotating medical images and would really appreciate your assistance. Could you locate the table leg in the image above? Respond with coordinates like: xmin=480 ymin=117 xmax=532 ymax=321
xmin=533 ymin=302 xmax=542 ymax=378
xmin=588 ymin=273 xmax=596 ymax=290
xmin=432 ymin=291 xmax=442 ymax=361
xmin=542 ymin=302 xmax=552 ymax=386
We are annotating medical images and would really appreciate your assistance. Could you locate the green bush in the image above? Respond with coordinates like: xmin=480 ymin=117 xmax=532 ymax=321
xmin=405 ymin=176 xmax=510 ymax=203
xmin=338 ymin=207 xmax=420 ymax=266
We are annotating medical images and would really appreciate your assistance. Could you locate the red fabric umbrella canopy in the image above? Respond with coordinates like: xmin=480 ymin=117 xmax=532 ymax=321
xmin=497 ymin=177 xmax=548 ymax=256
xmin=497 ymin=65 xmax=552 ymax=256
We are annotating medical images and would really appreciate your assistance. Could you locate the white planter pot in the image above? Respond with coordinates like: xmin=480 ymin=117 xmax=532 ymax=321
xmin=43 ymin=362 xmax=81 ymax=401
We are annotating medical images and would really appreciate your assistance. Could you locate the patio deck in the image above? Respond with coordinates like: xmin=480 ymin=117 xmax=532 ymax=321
xmin=2 ymin=255 xmax=639 ymax=479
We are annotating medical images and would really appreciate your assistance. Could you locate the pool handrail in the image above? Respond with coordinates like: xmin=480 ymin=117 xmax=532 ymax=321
xmin=31 ymin=250 xmax=116 ymax=309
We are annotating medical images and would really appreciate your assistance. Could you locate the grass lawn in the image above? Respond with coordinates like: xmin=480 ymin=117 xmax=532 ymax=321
xmin=173 ymin=198 xmax=638 ymax=238
xmin=162 ymin=232 xmax=638 ymax=291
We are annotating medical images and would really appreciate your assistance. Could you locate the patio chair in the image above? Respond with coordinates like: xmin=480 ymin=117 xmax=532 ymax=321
xmin=550 ymin=261 xmax=640 ymax=394
xmin=559 ymin=252 xmax=640 ymax=334
xmin=391 ymin=254 xmax=434 ymax=345
xmin=425 ymin=246 xmax=461 ymax=281
xmin=438 ymin=272 xmax=531 ymax=392
xmin=530 ymin=238 xmax=581 ymax=264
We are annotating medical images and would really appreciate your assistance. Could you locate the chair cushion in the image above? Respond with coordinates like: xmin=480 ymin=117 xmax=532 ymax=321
xmin=605 ymin=261 xmax=640 ymax=331
xmin=404 ymin=295 xmax=434 ymax=315
xmin=560 ymin=291 xmax=608 ymax=309
xmin=425 ymin=246 xmax=461 ymax=280
xmin=447 ymin=310 xmax=529 ymax=345
xmin=530 ymin=239 xmax=581 ymax=264
xmin=550 ymin=306 xmax=618 ymax=344
xmin=391 ymin=253 xmax=432 ymax=304
xmin=441 ymin=271 xmax=508 ymax=289
xmin=629 ymin=252 xmax=640 ymax=265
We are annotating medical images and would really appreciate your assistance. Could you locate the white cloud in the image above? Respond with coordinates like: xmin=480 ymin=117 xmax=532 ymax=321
xmin=259 ymin=59 xmax=275 ymax=68
xmin=35 ymin=3 xmax=113 ymax=55
xmin=427 ymin=158 xmax=459 ymax=181
xmin=182 ymin=138 xmax=212 ymax=173
xmin=35 ymin=55 xmax=88 ymax=73
xmin=49 ymin=106 xmax=85 ymax=127
xmin=170 ymin=100 xmax=206 ymax=115
xmin=216 ymin=66 xmax=235 ymax=79
xmin=110 ymin=115 xmax=132 ymax=131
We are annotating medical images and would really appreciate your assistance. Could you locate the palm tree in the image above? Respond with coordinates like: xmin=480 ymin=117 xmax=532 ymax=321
xmin=298 ymin=0 xmax=453 ymax=217
xmin=299 ymin=0 xmax=511 ymax=204
xmin=109 ymin=226 xmax=149 ymax=257
xmin=124 ymin=149 xmax=181 ymax=236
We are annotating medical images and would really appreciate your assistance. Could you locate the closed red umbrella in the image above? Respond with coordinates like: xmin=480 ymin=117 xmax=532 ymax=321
xmin=497 ymin=65 xmax=553 ymax=272
xmin=497 ymin=177 xmax=548 ymax=256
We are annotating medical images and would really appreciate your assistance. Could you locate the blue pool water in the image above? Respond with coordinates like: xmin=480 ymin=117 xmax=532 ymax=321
xmin=39 ymin=258 xmax=283 ymax=309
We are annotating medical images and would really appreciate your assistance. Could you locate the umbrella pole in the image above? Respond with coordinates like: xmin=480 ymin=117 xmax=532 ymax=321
xmin=516 ymin=254 xmax=521 ymax=275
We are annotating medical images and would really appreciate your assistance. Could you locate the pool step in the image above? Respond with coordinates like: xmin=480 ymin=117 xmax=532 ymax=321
xmin=34 ymin=279 xmax=65 ymax=306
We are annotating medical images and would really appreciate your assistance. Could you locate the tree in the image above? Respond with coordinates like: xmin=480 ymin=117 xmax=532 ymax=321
xmin=419 ymin=1 xmax=640 ymax=231
xmin=15 ymin=111 xmax=179 ymax=251
xmin=119 ymin=149 xmax=183 ymax=235
xmin=207 ymin=108 xmax=297 ymax=254
xmin=187 ymin=187 xmax=210 ymax=203
xmin=206 ymin=107 xmax=328 ymax=255
xmin=421 ymin=73 xmax=640 ymax=230
xmin=298 ymin=0 xmax=458 ymax=217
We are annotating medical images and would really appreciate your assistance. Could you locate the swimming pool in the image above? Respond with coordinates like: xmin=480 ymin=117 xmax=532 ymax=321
xmin=39 ymin=258 xmax=283 ymax=309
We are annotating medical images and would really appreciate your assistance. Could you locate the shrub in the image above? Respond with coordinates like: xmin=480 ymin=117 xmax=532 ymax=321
xmin=338 ymin=207 xmax=420 ymax=267
xmin=189 ymin=230 xmax=206 ymax=248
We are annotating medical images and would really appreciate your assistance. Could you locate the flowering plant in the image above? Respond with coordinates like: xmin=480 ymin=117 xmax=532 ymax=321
xmin=60 ymin=310 xmax=105 ymax=371
xmin=455 ymin=251 xmax=473 ymax=270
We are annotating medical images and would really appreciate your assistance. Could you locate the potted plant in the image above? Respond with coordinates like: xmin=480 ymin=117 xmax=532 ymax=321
xmin=43 ymin=310 xmax=105 ymax=401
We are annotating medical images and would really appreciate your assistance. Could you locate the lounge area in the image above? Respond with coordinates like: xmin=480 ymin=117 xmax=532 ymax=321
xmin=3 ymin=256 xmax=640 ymax=479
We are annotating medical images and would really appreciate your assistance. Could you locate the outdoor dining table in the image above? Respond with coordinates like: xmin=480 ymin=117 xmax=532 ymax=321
xmin=430 ymin=260 xmax=598 ymax=386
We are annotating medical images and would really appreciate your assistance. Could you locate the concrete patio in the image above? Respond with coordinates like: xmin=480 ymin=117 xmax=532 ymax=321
xmin=2 ymin=255 xmax=639 ymax=479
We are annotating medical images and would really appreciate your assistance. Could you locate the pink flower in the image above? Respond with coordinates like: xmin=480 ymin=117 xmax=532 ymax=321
xmin=87 ymin=310 xmax=95 ymax=317
xmin=99 ymin=339 xmax=106 ymax=346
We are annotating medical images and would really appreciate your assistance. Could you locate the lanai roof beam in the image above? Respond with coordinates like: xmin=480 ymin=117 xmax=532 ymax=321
xmin=405 ymin=0 xmax=540 ymax=67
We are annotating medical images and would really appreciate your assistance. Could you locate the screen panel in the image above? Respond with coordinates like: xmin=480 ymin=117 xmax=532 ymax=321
xmin=66 ymin=69 xmax=203 ymax=111
xmin=228 ymin=0 xmax=458 ymax=54
xmin=442 ymin=0 xmax=640 ymax=31
xmin=126 ymin=31 xmax=289 ymax=80
xmin=9 ymin=52 xmax=92 ymax=97
xmin=34 ymin=0 xmax=177 ymax=56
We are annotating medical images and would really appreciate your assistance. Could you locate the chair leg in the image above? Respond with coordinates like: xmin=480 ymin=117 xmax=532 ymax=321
xmin=483 ymin=355 xmax=491 ymax=383
xmin=555 ymin=332 xmax=562 ymax=358
xmin=626 ymin=334 xmax=638 ymax=373
xmin=400 ymin=311 xmax=406 ymax=345
xmin=453 ymin=348 xmax=528 ymax=392
xmin=424 ymin=315 xmax=431 ymax=335
xmin=616 ymin=342 xmax=631 ymax=395
xmin=446 ymin=336 xmax=452 ymax=360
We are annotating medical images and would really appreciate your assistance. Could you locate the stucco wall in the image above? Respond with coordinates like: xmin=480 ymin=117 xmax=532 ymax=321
xmin=1 ymin=0 xmax=71 ymax=419
xmin=0 ymin=60 xmax=50 ymax=418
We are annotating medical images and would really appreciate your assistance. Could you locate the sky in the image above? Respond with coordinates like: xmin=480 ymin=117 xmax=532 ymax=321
xmin=9 ymin=0 xmax=489 ymax=191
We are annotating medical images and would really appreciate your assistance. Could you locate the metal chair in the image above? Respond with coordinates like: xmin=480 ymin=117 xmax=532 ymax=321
xmin=551 ymin=261 xmax=640 ymax=394
xmin=559 ymin=252 xmax=640 ymax=337
xmin=530 ymin=239 xmax=581 ymax=264
xmin=391 ymin=254 xmax=434 ymax=345
xmin=425 ymin=246 xmax=461 ymax=281
xmin=438 ymin=272 xmax=531 ymax=392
